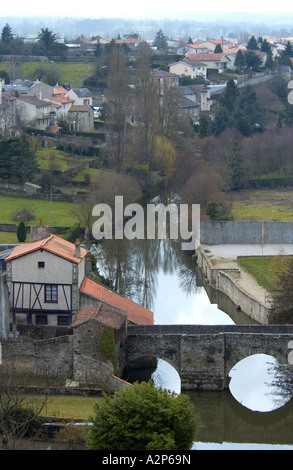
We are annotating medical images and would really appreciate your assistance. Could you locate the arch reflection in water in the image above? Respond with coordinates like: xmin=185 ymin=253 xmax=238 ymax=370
xmin=228 ymin=354 xmax=293 ymax=412
xmin=151 ymin=359 xmax=181 ymax=395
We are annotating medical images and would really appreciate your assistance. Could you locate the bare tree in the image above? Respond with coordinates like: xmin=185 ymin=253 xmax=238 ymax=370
xmin=0 ymin=361 xmax=54 ymax=450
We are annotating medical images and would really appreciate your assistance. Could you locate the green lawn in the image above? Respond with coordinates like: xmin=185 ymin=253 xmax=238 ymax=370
xmin=237 ymin=256 xmax=287 ymax=293
xmin=0 ymin=61 xmax=94 ymax=87
xmin=230 ymin=190 xmax=293 ymax=222
xmin=36 ymin=148 xmax=76 ymax=171
xmin=41 ymin=396 xmax=99 ymax=421
xmin=0 ymin=195 xmax=78 ymax=227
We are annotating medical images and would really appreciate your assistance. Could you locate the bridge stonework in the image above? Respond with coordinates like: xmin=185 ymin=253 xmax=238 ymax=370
xmin=125 ymin=325 xmax=293 ymax=391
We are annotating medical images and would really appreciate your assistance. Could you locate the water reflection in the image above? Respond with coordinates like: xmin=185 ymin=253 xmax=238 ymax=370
xmin=229 ymin=354 xmax=293 ymax=412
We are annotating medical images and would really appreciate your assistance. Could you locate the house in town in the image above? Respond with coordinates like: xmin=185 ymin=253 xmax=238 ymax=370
xmin=4 ymin=79 xmax=54 ymax=99
xmin=149 ymin=69 xmax=180 ymax=87
xmin=169 ymin=59 xmax=207 ymax=80
xmin=4 ymin=225 xmax=153 ymax=336
xmin=43 ymin=95 xmax=75 ymax=119
xmin=65 ymin=87 xmax=93 ymax=106
xmin=67 ymin=104 xmax=94 ymax=132
xmin=15 ymin=95 xmax=53 ymax=130
xmin=185 ymin=53 xmax=233 ymax=74
xmin=0 ymin=89 xmax=18 ymax=136
xmin=180 ymin=84 xmax=211 ymax=121
xmin=5 ymin=225 xmax=87 ymax=332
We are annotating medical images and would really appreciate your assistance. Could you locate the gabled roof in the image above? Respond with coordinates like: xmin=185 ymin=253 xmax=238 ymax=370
xmin=80 ymin=277 xmax=154 ymax=326
xmin=5 ymin=234 xmax=87 ymax=264
xmin=69 ymin=87 xmax=93 ymax=98
xmin=45 ymin=95 xmax=74 ymax=105
xmin=17 ymin=95 xmax=51 ymax=108
xmin=69 ymin=105 xmax=92 ymax=112
xmin=53 ymin=85 xmax=68 ymax=95
xmin=71 ymin=301 xmax=126 ymax=330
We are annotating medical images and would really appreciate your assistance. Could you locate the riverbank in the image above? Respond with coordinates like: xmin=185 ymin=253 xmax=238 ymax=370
xmin=195 ymin=243 xmax=285 ymax=324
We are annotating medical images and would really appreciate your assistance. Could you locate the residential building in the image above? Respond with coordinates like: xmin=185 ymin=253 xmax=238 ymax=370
xmin=149 ymin=69 xmax=180 ymax=87
xmin=5 ymin=225 xmax=87 ymax=331
xmin=169 ymin=59 xmax=207 ymax=79
xmin=185 ymin=53 xmax=232 ymax=73
xmin=4 ymin=79 xmax=54 ymax=99
xmin=44 ymin=95 xmax=75 ymax=119
xmin=67 ymin=104 xmax=94 ymax=132
xmin=0 ymin=91 xmax=17 ymax=136
xmin=66 ymin=87 xmax=93 ymax=106
xmin=15 ymin=95 xmax=53 ymax=130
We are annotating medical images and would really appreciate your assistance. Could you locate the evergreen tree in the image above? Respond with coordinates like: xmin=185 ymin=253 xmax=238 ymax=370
xmin=282 ymin=41 xmax=293 ymax=58
xmin=228 ymin=141 xmax=245 ymax=188
xmin=16 ymin=221 xmax=27 ymax=243
xmin=37 ymin=28 xmax=57 ymax=56
xmin=198 ymin=113 xmax=210 ymax=138
xmin=153 ymin=29 xmax=168 ymax=51
xmin=220 ymin=79 xmax=239 ymax=112
xmin=234 ymin=50 xmax=245 ymax=71
xmin=1 ymin=23 xmax=13 ymax=44
xmin=214 ymin=43 xmax=223 ymax=53
xmin=247 ymin=35 xmax=259 ymax=50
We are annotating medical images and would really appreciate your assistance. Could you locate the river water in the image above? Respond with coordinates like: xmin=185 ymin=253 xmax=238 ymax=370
xmin=92 ymin=229 xmax=293 ymax=450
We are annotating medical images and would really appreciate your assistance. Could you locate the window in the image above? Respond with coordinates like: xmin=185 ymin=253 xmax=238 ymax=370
xmin=38 ymin=261 xmax=45 ymax=268
xmin=45 ymin=285 xmax=58 ymax=303
xmin=36 ymin=314 xmax=47 ymax=325
xmin=58 ymin=315 xmax=70 ymax=326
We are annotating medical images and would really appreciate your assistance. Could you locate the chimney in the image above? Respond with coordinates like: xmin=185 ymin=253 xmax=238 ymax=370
xmin=30 ymin=224 xmax=49 ymax=242
xmin=75 ymin=239 xmax=81 ymax=259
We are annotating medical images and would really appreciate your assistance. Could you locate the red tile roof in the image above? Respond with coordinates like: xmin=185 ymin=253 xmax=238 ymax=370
xmin=71 ymin=301 xmax=126 ymax=329
xmin=5 ymin=234 xmax=87 ymax=264
xmin=80 ymin=277 xmax=154 ymax=326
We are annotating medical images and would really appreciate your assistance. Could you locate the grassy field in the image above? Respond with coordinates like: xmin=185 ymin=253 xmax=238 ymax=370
xmin=230 ymin=190 xmax=293 ymax=221
xmin=237 ymin=255 xmax=288 ymax=293
xmin=41 ymin=396 xmax=100 ymax=421
xmin=0 ymin=195 xmax=78 ymax=227
xmin=0 ymin=61 xmax=94 ymax=87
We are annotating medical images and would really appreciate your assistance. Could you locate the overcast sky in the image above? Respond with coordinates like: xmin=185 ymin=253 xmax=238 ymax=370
xmin=0 ymin=1 xmax=293 ymax=19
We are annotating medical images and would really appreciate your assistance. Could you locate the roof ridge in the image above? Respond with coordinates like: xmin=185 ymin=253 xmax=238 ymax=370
xmin=41 ymin=234 xmax=53 ymax=246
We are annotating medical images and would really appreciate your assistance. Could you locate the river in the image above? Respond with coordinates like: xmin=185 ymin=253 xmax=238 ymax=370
xmin=92 ymin=226 xmax=293 ymax=450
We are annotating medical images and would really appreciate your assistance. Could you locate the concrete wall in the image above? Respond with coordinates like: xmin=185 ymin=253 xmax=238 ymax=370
xmin=200 ymin=221 xmax=293 ymax=245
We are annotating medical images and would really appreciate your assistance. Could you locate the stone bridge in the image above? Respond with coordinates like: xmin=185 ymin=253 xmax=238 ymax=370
xmin=125 ymin=325 xmax=293 ymax=391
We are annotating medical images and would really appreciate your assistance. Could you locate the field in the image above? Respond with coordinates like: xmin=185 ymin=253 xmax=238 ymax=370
xmin=41 ymin=395 xmax=99 ymax=420
xmin=0 ymin=194 xmax=78 ymax=227
xmin=0 ymin=61 xmax=94 ymax=87
xmin=230 ymin=190 xmax=293 ymax=222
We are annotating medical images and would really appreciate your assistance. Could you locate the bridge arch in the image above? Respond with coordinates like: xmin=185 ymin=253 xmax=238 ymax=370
xmin=228 ymin=353 xmax=293 ymax=412
xmin=126 ymin=325 xmax=293 ymax=391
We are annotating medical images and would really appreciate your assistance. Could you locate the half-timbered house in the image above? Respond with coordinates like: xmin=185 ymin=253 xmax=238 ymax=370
xmin=5 ymin=225 xmax=87 ymax=331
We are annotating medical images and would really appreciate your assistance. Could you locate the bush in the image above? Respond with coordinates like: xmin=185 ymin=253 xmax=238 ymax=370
xmin=86 ymin=381 xmax=199 ymax=450
xmin=4 ymin=406 xmax=42 ymax=438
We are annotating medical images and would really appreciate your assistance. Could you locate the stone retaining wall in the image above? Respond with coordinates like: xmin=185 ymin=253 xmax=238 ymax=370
xmin=196 ymin=244 xmax=273 ymax=324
